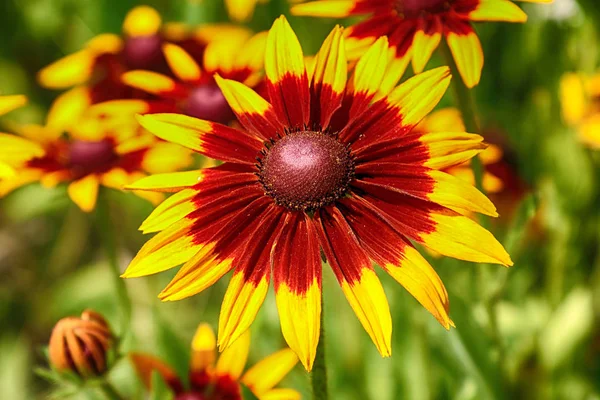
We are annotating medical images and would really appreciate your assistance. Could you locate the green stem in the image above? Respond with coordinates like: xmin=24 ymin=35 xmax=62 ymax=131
xmin=95 ymin=190 xmax=132 ymax=342
xmin=311 ymin=301 xmax=328 ymax=400
xmin=98 ymin=381 xmax=124 ymax=400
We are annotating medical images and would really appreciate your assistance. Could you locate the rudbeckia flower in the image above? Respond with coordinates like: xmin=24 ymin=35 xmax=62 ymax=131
xmin=0 ymin=94 xmax=27 ymax=177
xmin=292 ymin=0 xmax=551 ymax=88
xmin=49 ymin=309 xmax=113 ymax=377
xmin=123 ymin=17 xmax=512 ymax=370
xmin=92 ymin=28 xmax=267 ymax=125
xmin=131 ymin=323 xmax=299 ymax=400
xmin=560 ymin=72 xmax=600 ymax=149
xmin=0 ymin=112 xmax=192 ymax=212
xmin=37 ymin=6 xmax=207 ymax=124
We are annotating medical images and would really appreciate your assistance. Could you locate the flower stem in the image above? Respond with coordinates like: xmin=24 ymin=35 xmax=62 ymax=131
xmin=95 ymin=190 xmax=132 ymax=342
xmin=439 ymin=41 xmax=485 ymax=195
xmin=98 ymin=381 xmax=124 ymax=400
xmin=311 ymin=300 xmax=328 ymax=400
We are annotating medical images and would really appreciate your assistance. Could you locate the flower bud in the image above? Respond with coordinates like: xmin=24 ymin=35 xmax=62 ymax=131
xmin=49 ymin=309 xmax=113 ymax=377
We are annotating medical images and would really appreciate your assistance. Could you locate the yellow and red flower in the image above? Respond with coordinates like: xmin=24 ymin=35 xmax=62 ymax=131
xmin=92 ymin=27 xmax=267 ymax=126
xmin=131 ymin=323 xmax=299 ymax=400
xmin=37 ymin=6 xmax=207 ymax=124
xmin=0 ymin=107 xmax=191 ymax=212
xmin=560 ymin=72 xmax=600 ymax=149
xmin=292 ymin=0 xmax=550 ymax=88
xmin=0 ymin=94 xmax=28 ymax=178
xmin=49 ymin=310 xmax=113 ymax=377
xmin=123 ymin=17 xmax=511 ymax=370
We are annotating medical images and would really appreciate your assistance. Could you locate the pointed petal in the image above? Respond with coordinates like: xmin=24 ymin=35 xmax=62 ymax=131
xmin=215 ymin=329 xmax=250 ymax=380
xmin=191 ymin=323 xmax=217 ymax=373
xmin=215 ymin=75 xmax=284 ymax=140
xmin=338 ymin=196 xmax=453 ymax=328
xmin=291 ymin=0 xmax=358 ymax=17
xmin=225 ymin=0 xmax=259 ymax=22
xmin=122 ymin=71 xmax=180 ymax=96
xmin=259 ymin=389 xmax=302 ymax=400
xmin=122 ymin=5 xmax=162 ymax=36
xmin=38 ymin=50 xmax=96 ymax=89
xmin=310 ymin=25 xmax=347 ymax=129
xmin=272 ymin=212 xmax=322 ymax=371
xmin=265 ymin=16 xmax=310 ymax=129
xmin=163 ymin=43 xmax=202 ymax=82
xmin=421 ymin=132 xmax=487 ymax=169
xmin=67 ymin=175 xmax=99 ymax=212
xmin=218 ymin=206 xmax=286 ymax=350
xmin=0 ymin=95 xmax=27 ymax=116
xmin=140 ymin=189 xmax=197 ymax=233
xmin=445 ymin=21 xmax=484 ymax=88
xmin=126 ymin=170 xmax=204 ymax=192
xmin=47 ymin=87 xmax=92 ymax=131
xmin=136 ymin=114 xmax=263 ymax=164
xmin=315 ymin=207 xmax=392 ymax=357
xmin=411 ymin=19 xmax=442 ymax=74
xmin=242 ymin=349 xmax=299 ymax=396
xmin=468 ymin=0 xmax=528 ymax=22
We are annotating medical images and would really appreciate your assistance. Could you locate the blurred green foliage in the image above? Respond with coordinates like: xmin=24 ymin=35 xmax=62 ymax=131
xmin=1 ymin=0 xmax=600 ymax=399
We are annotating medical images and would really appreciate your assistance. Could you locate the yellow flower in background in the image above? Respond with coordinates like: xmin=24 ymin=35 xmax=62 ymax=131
xmin=560 ymin=72 xmax=600 ymax=149
xmin=292 ymin=0 xmax=551 ymax=88
xmin=49 ymin=310 xmax=113 ymax=377
xmin=223 ymin=0 xmax=304 ymax=22
xmin=0 ymin=95 xmax=28 ymax=178
xmin=0 ymin=98 xmax=192 ymax=212
xmin=122 ymin=17 xmax=511 ymax=370
xmin=131 ymin=323 xmax=299 ymax=400
xmin=37 ymin=6 xmax=214 ymax=126
xmin=91 ymin=27 xmax=268 ymax=126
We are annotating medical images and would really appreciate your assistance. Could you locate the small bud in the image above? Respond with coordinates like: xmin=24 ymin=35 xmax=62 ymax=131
xmin=49 ymin=309 xmax=113 ymax=377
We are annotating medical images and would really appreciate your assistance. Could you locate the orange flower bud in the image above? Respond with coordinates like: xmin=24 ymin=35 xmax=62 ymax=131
xmin=49 ymin=309 xmax=113 ymax=377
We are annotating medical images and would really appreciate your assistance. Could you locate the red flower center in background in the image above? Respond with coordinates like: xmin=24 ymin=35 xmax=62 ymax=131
xmin=183 ymin=82 xmax=235 ymax=124
xmin=174 ymin=394 xmax=208 ymax=400
xmin=123 ymin=34 xmax=163 ymax=69
xmin=395 ymin=0 xmax=451 ymax=17
xmin=69 ymin=139 xmax=118 ymax=176
xmin=258 ymin=131 xmax=354 ymax=211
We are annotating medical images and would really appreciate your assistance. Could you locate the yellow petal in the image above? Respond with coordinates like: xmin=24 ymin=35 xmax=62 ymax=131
xmin=0 ymin=95 xmax=27 ymax=116
xmin=225 ymin=0 xmax=259 ymax=22
xmin=291 ymin=0 xmax=357 ymax=17
xmin=259 ymin=389 xmax=302 ymax=400
xmin=139 ymin=189 xmax=196 ymax=234
xmin=420 ymin=132 xmax=486 ymax=170
xmin=559 ymin=73 xmax=586 ymax=125
xmin=218 ymin=272 xmax=269 ymax=351
xmin=242 ymin=349 xmax=299 ymax=396
xmin=123 ymin=6 xmax=162 ymax=36
xmin=382 ymin=245 xmax=454 ymax=329
xmin=191 ymin=323 xmax=216 ymax=373
xmin=275 ymin=280 xmax=321 ymax=371
xmin=265 ymin=16 xmax=306 ymax=85
xmin=446 ymin=29 xmax=484 ymax=88
xmin=46 ymin=87 xmax=91 ymax=131
xmin=421 ymin=212 xmax=513 ymax=266
xmin=427 ymin=169 xmax=498 ymax=217
xmin=67 ymin=175 xmax=99 ymax=212
xmin=412 ymin=27 xmax=442 ymax=74
xmin=350 ymin=37 xmax=389 ymax=100
xmin=340 ymin=268 xmax=392 ymax=357
xmin=387 ymin=67 xmax=452 ymax=127
xmin=122 ymin=71 xmax=176 ymax=94
xmin=38 ymin=50 xmax=96 ymax=89
xmin=215 ymin=329 xmax=250 ymax=379
xmin=163 ymin=43 xmax=201 ymax=82
xmin=126 ymin=170 xmax=204 ymax=193
xmin=469 ymin=0 xmax=528 ymax=22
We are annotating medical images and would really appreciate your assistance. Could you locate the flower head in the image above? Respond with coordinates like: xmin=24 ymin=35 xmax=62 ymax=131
xmin=131 ymin=323 xmax=299 ymax=400
xmin=0 ymin=106 xmax=192 ymax=212
xmin=93 ymin=28 xmax=268 ymax=126
xmin=560 ymin=72 xmax=600 ymax=149
xmin=37 ymin=6 xmax=207 ymax=124
xmin=292 ymin=0 xmax=550 ymax=88
xmin=49 ymin=310 xmax=113 ymax=377
xmin=123 ymin=17 xmax=511 ymax=370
